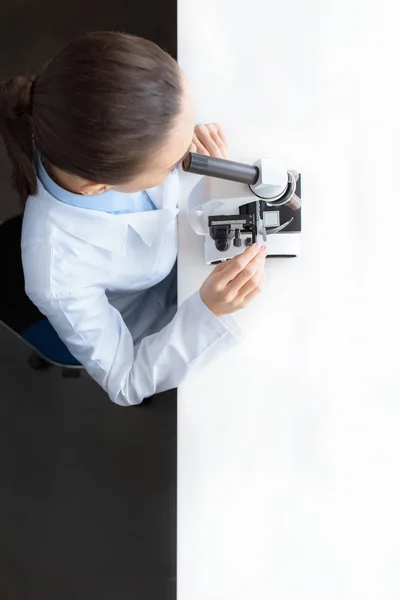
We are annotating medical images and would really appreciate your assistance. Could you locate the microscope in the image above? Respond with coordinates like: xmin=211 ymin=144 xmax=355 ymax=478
xmin=183 ymin=152 xmax=302 ymax=264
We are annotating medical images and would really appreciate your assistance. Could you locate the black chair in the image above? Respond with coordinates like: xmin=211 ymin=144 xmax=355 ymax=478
xmin=0 ymin=214 xmax=82 ymax=378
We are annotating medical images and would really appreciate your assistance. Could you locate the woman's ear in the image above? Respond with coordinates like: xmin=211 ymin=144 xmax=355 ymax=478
xmin=79 ymin=181 xmax=111 ymax=196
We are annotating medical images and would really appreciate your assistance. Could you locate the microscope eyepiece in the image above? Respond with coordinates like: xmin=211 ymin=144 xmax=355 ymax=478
xmin=183 ymin=152 xmax=259 ymax=185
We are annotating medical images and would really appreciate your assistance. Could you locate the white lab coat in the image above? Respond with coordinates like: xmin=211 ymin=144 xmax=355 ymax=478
xmin=21 ymin=172 xmax=243 ymax=405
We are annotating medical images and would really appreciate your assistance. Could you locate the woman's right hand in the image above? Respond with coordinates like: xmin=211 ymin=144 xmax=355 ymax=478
xmin=200 ymin=243 xmax=267 ymax=318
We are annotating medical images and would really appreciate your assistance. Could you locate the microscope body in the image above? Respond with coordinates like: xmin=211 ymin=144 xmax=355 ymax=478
xmin=185 ymin=154 xmax=302 ymax=264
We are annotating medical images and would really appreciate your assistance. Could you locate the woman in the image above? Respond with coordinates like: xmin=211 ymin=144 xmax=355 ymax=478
xmin=0 ymin=31 xmax=266 ymax=405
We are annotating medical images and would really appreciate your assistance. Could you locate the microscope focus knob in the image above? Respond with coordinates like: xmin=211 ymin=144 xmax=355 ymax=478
xmin=233 ymin=229 xmax=242 ymax=247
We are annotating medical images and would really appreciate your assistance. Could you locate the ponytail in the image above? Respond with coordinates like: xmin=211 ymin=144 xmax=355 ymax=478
xmin=0 ymin=75 xmax=37 ymax=205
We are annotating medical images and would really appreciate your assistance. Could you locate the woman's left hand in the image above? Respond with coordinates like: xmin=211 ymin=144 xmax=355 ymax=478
xmin=190 ymin=123 xmax=228 ymax=159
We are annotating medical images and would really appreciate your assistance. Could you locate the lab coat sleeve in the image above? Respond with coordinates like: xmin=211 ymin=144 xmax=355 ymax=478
xmin=33 ymin=288 xmax=244 ymax=406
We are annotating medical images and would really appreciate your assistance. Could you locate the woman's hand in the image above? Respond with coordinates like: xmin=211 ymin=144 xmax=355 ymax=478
xmin=200 ymin=243 xmax=267 ymax=318
xmin=190 ymin=123 xmax=228 ymax=159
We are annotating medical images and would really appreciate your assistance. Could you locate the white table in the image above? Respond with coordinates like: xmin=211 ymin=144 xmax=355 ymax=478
xmin=177 ymin=1 xmax=400 ymax=598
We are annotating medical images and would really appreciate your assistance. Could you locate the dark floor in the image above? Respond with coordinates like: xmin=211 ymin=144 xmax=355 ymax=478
xmin=0 ymin=3 xmax=177 ymax=599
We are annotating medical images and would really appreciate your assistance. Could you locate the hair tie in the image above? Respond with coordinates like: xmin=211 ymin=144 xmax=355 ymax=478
xmin=0 ymin=74 xmax=37 ymax=119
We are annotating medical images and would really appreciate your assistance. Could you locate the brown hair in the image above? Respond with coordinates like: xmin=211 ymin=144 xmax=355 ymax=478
xmin=0 ymin=32 xmax=182 ymax=203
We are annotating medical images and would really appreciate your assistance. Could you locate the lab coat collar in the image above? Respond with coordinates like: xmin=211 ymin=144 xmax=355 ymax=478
xmin=35 ymin=181 xmax=178 ymax=255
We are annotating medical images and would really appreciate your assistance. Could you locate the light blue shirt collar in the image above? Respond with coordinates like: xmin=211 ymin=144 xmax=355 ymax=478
xmin=37 ymin=156 xmax=156 ymax=214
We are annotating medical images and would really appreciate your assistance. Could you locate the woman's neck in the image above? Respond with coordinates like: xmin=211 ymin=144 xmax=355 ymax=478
xmin=43 ymin=159 xmax=85 ymax=195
